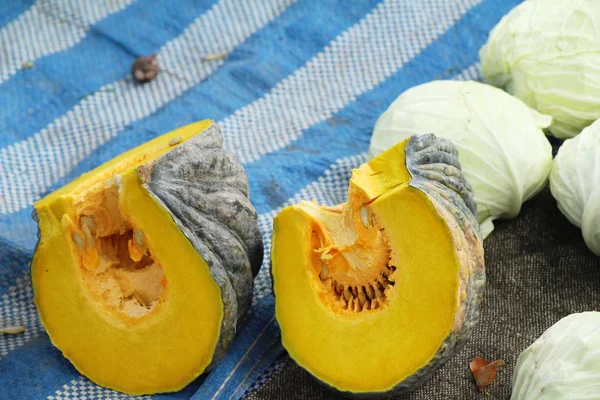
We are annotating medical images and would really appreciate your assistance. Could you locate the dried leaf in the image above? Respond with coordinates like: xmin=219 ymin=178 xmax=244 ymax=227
xmin=132 ymin=55 xmax=158 ymax=83
xmin=470 ymin=357 xmax=505 ymax=391
xmin=0 ymin=325 xmax=26 ymax=335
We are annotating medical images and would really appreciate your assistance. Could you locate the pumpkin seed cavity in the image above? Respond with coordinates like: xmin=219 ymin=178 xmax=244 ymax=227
xmin=305 ymin=198 xmax=397 ymax=313
xmin=66 ymin=182 xmax=166 ymax=319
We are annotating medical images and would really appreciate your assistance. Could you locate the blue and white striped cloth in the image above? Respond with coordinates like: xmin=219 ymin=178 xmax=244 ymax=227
xmin=0 ymin=1 xmax=518 ymax=398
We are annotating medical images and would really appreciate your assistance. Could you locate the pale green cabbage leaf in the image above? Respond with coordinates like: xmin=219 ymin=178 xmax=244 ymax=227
xmin=369 ymin=80 xmax=553 ymax=239
xmin=550 ymin=119 xmax=600 ymax=256
xmin=512 ymin=312 xmax=600 ymax=399
xmin=480 ymin=0 xmax=600 ymax=139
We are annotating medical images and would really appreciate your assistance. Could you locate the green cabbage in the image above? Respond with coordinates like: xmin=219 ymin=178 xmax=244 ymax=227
xmin=512 ymin=312 xmax=600 ymax=399
xmin=369 ymin=80 xmax=553 ymax=239
xmin=550 ymin=119 xmax=600 ymax=256
xmin=480 ymin=0 xmax=600 ymax=139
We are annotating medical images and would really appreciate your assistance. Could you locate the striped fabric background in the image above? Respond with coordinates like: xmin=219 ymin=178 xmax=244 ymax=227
xmin=0 ymin=1 xmax=520 ymax=398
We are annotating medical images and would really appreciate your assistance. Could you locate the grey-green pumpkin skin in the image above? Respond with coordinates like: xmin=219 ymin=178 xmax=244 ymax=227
xmin=140 ymin=122 xmax=263 ymax=367
xmin=307 ymin=134 xmax=486 ymax=398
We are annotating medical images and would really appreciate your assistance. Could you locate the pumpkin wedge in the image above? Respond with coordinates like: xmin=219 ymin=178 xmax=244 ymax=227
xmin=271 ymin=134 xmax=484 ymax=396
xmin=31 ymin=121 xmax=263 ymax=395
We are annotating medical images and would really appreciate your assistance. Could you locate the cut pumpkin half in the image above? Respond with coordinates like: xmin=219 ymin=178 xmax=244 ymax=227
xmin=31 ymin=121 xmax=263 ymax=395
xmin=271 ymin=134 xmax=485 ymax=397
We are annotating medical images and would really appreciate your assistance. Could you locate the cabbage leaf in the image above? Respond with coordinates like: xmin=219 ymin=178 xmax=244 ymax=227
xmin=480 ymin=0 xmax=600 ymax=139
xmin=550 ymin=119 xmax=600 ymax=256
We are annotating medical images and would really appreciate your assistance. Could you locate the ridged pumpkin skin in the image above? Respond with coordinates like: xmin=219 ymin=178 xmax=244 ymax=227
xmin=271 ymin=134 xmax=484 ymax=397
xmin=142 ymin=124 xmax=263 ymax=362
xmin=31 ymin=121 xmax=263 ymax=394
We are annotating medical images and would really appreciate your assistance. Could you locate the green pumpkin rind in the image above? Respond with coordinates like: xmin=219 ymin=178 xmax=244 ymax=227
xmin=141 ymin=122 xmax=264 ymax=366
xmin=406 ymin=134 xmax=479 ymax=237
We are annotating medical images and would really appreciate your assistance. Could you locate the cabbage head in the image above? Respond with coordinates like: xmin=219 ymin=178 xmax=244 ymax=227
xmin=550 ymin=119 xmax=600 ymax=256
xmin=512 ymin=312 xmax=600 ymax=399
xmin=480 ymin=0 xmax=600 ymax=139
xmin=369 ymin=80 xmax=553 ymax=239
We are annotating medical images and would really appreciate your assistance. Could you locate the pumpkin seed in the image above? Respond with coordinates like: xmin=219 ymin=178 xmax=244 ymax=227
xmin=358 ymin=289 xmax=367 ymax=307
xmin=81 ymin=224 xmax=94 ymax=248
xmin=81 ymin=216 xmax=96 ymax=235
xmin=168 ymin=136 xmax=182 ymax=146
xmin=369 ymin=212 xmax=377 ymax=227
xmin=334 ymin=282 xmax=343 ymax=296
xmin=0 ymin=325 xmax=25 ymax=335
xmin=319 ymin=264 xmax=329 ymax=280
xmin=363 ymin=301 xmax=371 ymax=311
xmin=73 ymin=232 xmax=85 ymax=250
xmin=343 ymin=287 xmax=352 ymax=301
xmin=134 ymin=230 xmax=144 ymax=246
xmin=387 ymin=266 xmax=396 ymax=282
xmin=359 ymin=206 xmax=369 ymax=228
xmin=365 ymin=284 xmax=376 ymax=300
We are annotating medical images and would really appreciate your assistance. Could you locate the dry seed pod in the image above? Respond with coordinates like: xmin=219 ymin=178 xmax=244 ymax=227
xmin=132 ymin=55 xmax=158 ymax=83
